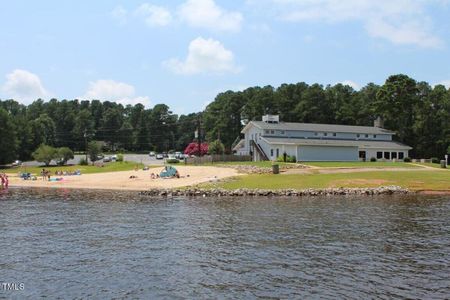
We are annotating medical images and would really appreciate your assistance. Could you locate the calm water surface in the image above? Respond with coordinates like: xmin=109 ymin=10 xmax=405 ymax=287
xmin=1 ymin=188 xmax=449 ymax=299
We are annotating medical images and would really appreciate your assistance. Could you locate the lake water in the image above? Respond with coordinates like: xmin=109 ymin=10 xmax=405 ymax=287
xmin=1 ymin=188 xmax=449 ymax=299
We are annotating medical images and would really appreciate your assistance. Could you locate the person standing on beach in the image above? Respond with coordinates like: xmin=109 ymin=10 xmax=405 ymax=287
xmin=42 ymin=169 xmax=46 ymax=181
xmin=3 ymin=173 xmax=8 ymax=188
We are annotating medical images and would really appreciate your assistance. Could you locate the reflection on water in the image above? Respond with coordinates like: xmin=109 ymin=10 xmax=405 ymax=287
xmin=1 ymin=188 xmax=449 ymax=298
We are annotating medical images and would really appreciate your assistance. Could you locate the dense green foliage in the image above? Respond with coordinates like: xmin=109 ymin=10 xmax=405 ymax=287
xmin=55 ymin=147 xmax=74 ymax=165
xmin=87 ymin=141 xmax=102 ymax=164
xmin=32 ymin=144 xmax=57 ymax=166
xmin=208 ymin=140 xmax=225 ymax=154
xmin=0 ymin=107 xmax=18 ymax=164
xmin=203 ymin=74 xmax=449 ymax=158
xmin=0 ymin=74 xmax=448 ymax=164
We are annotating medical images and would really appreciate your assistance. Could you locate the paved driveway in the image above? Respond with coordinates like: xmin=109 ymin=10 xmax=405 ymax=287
xmin=21 ymin=154 xmax=166 ymax=167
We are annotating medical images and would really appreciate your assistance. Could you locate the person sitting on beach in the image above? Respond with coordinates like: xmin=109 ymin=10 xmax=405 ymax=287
xmin=129 ymin=175 xmax=138 ymax=179
xmin=175 ymin=170 xmax=180 ymax=179
xmin=150 ymin=173 xmax=156 ymax=179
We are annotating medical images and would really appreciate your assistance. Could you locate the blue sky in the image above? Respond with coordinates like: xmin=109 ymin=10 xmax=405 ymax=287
xmin=1 ymin=0 xmax=450 ymax=114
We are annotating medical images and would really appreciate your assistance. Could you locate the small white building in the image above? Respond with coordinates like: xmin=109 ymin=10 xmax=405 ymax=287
xmin=233 ymin=115 xmax=412 ymax=162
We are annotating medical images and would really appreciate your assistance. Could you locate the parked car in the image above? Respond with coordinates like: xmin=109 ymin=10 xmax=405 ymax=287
xmin=168 ymin=154 xmax=176 ymax=160
xmin=149 ymin=151 xmax=156 ymax=157
xmin=156 ymin=154 xmax=164 ymax=160
xmin=97 ymin=154 xmax=104 ymax=160
xmin=111 ymin=155 xmax=117 ymax=161
xmin=12 ymin=160 xmax=22 ymax=167
xmin=175 ymin=152 xmax=182 ymax=159
xmin=162 ymin=152 xmax=169 ymax=158
xmin=103 ymin=156 xmax=111 ymax=162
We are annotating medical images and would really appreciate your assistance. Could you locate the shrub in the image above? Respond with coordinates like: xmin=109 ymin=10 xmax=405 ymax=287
xmin=166 ymin=158 xmax=179 ymax=164
xmin=370 ymin=157 xmax=377 ymax=162
xmin=276 ymin=155 xmax=296 ymax=163
xmin=117 ymin=153 xmax=124 ymax=162
xmin=184 ymin=142 xmax=208 ymax=156
xmin=79 ymin=157 xmax=88 ymax=165
xmin=404 ymin=157 xmax=411 ymax=162
xmin=431 ymin=157 xmax=439 ymax=164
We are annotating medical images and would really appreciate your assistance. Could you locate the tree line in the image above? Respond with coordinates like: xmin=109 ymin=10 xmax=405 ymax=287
xmin=203 ymin=74 xmax=449 ymax=159
xmin=0 ymin=74 xmax=449 ymax=164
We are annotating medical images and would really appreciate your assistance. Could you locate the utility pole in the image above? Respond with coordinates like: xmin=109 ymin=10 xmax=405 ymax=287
xmin=84 ymin=129 xmax=88 ymax=162
xmin=197 ymin=115 xmax=202 ymax=157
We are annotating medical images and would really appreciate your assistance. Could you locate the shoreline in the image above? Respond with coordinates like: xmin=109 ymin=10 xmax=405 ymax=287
xmin=5 ymin=185 xmax=425 ymax=196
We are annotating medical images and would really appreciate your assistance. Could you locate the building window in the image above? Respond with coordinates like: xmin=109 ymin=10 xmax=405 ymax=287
xmin=264 ymin=130 xmax=269 ymax=134
xmin=324 ymin=133 xmax=328 ymax=137
xmin=314 ymin=132 xmax=318 ymax=136
xmin=270 ymin=130 xmax=275 ymax=134
xmin=377 ymin=151 xmax=383 ymax=159
xmin=365 ymin=134 xmax=369 ymax=138
xmin=333 ymin=133 xmax=337 ymax=137
xmin=279 ymin=130 xmax=285 ymax=135
xmin=391 ymin=152 xmax=397 ymax=159
xmin=373 ymin=135 xmax=377 ymax=138
xmin=276 ymin=148 xmax=279 ymax=157
xmin=384 ymin=152 xmax=390 ymax=159
xmin=399 ymin=152 xmax=404 ymax=159
xmin=357 ymin=134 xmax=360 ymax=138
xmin=359 ymin=151 xmax=366 ymax=159
xmin=270 ymin=149 xmax=274 ymax=157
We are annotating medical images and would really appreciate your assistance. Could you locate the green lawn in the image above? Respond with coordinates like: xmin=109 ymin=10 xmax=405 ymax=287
xmin=1 ymin=161 xmax=148 ymax=175
xmin=214 ymin=161 xmax=297 ymax=168
xmin=210 ymin=170 xmax=450 ymax=191
xmin=302 ymin=161 xmax=420 ymax=168
xmin=415 ymin=162 xmax=447 ymax=169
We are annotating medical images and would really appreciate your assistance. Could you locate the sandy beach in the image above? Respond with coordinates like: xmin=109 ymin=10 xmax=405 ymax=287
xmin=8 ymin=166 xmax=240 ymax=191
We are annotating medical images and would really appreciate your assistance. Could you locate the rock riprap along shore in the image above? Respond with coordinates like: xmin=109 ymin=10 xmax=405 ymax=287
xmin=220 ymin=164 xmax=308 ymax=174
xmin=139 ymin=186 xmax=410 ymax=197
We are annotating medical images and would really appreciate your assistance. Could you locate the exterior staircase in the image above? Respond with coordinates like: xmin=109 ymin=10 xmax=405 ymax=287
xmin=251 ymin=140 xmax=269 ymax=161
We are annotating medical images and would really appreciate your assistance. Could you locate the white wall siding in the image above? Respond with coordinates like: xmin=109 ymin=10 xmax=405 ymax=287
xmin=298 ymin=146 xmax=359 ymax=161
xmin=363 ymin=149 xmax=409 ymax=160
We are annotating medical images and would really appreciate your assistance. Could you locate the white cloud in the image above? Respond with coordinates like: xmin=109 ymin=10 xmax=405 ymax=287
xmin=134 ymin=3 xmax=172 ymax=27
xmin=178 ymin=0 xmax=243 ymax=32
xmin=164 ymin=37 xmax=240 ymax=75
xmin=81 ymin=80 xmax=151 ymax=106
xmin=435 ymin=80 xmax=450 ymax=89
xmin=260 ymin=0 xmax=444 ymax=48
xmin=111 ymin=6 xmax=128 ymax=25
xmin=339 ymin=80 xmax=360 ymax=90
xmin=2 ymin=69 xmax=49 ymax=103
